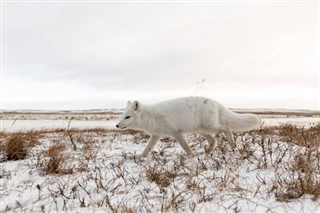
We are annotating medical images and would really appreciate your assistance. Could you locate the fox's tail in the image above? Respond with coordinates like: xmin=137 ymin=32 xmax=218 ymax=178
xmin=223 ymin=109 xmax=261 ymax=132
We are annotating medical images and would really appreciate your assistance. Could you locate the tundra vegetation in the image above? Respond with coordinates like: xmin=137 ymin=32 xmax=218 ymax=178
xmin=0 ymin=123 xmax=320 ymax=212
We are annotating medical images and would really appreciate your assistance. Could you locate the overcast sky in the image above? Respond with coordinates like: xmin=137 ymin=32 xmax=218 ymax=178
xmin=1 ymin=1 xmax=319 ymax=110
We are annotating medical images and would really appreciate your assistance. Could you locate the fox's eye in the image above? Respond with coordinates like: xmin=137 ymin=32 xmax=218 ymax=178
xmin=125 ymin=116 xmax=131 ymax=119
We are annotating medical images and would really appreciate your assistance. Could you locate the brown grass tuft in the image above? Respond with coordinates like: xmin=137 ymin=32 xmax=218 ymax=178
xmin=4 ymin=132 xmax=39 ymax=161
xmin=45 ymin=143 xmax=72 ymax=175
xmin=146 ymin=166 xmax=177 ymax=189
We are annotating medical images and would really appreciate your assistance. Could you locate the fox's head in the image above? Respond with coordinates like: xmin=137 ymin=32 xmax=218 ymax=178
xmin=116 ymin=100 xmax=141 ymax=129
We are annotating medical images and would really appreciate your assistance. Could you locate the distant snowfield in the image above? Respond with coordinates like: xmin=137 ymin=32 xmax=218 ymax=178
xmin=1 ymin=119 xmax=118 ymax=132
xmin=0 ymin=110 xmax=121 ymax=132
xmin=1 ymin=117 xmax=320 ymax=132
xmin=1 ymin=109 xmax=320 ymax=132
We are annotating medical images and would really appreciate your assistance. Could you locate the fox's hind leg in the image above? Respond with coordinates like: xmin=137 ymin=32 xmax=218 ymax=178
xmin=222 ymin=126 xmax=237 ymax=151
xmin=142 ymin=135 xmax=160 ymax=157
xmin=171 ymin=132 xmax=194 ymax=157
xmin=199 ymin=133 xmax=217 ymax=153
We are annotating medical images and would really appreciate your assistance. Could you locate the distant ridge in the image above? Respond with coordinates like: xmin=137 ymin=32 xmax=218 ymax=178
xmin=232 ymin=108 xmax=320 ymax=116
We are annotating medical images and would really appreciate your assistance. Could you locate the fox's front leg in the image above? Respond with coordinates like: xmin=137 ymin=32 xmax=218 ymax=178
xmin=142 ymin=135 xmax=160 ymax=157
xmin=171 ymin=132 xmax=194 ymax=157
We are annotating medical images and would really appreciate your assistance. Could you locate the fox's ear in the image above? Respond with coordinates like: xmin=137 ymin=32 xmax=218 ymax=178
xmin=132 ymin=100 xmax=140 ymax=111
xmin=127 ymin=100 xmax=132 ymax=106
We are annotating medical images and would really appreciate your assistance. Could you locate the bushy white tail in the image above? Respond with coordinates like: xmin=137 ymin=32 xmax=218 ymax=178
xmin=224 ymin=110 xmax=261 ymax=132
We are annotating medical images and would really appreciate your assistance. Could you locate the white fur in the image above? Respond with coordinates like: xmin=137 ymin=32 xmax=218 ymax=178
xmin=116 ymin=96 xmax=261 ymax=157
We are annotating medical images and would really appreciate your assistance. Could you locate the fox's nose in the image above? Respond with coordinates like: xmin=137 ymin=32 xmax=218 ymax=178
xmin=116 ymin=124 xmax=119 ymax=128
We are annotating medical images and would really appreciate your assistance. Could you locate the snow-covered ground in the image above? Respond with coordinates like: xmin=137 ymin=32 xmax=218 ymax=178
xmin=1 ymin=110 xmax=120 ymax=132
xmin=0 ymin=110 xmax=320 ymax=212
xmin=262 ymin=117 xmax=320 ymax=128
xmin=1 ymin=120 xmax=118 ymax=132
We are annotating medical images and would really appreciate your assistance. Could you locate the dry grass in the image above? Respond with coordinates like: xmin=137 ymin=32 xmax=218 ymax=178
xmin=260 ymin=123 xmax=320 ymax=147
xmin=45 ymin=143 xmax=72 ymax=175
xmin=255 ymin=124 xmax=320 ymax=202
xmin=2 ymin=131 xmax=40 ymax=161
xmin=272 ymin=146 xmax=320 ymax=202
xmin=146 ymin=165 xmax=178 ymax=189
xmin=278 ymin=124 xmax=320 ymax=147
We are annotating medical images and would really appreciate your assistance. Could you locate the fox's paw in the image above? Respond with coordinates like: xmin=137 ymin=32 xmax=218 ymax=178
xmin=141 ymin=149 xmax=153 ymax=157
xmin=187 ymin=152 xmax=195 ymax=158
xmin=204 ymin=144 xmax=217 ymax=154
xmin=140 ymin=152 xmax=149 ymax=158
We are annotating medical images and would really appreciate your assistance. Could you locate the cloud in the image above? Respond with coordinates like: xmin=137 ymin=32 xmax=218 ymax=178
xmin=2 ymin=2 xmax=318 ymax=109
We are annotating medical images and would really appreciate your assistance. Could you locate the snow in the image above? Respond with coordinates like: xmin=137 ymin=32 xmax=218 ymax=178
xmin=1 ymin=120 xmax=118 ymax=132
xmin=1 ymin=111 xmax=320 ymax=212
xmin=262 ymin=117 xmax=320 ymax=128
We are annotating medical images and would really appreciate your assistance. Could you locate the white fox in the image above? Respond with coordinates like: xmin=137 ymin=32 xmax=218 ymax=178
xmin=116 ymin=96 xmax=260 ymax=157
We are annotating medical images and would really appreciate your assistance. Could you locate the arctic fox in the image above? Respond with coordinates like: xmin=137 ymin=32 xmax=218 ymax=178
xmin=116 ymin=97 xmax=260 ymax=157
